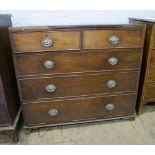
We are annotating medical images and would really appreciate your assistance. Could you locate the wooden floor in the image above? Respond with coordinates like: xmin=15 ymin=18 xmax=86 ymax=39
xmin=1 ymin=105 xmax=155 ymax=145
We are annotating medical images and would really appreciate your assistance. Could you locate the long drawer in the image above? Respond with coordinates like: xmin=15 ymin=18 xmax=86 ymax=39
xmin=83 ymin=29 xmax=143 ymax=49
xmin=11 ymin=31 xmax=81 ymax=52
xmin=16 ymin=50 xmax=141 ymax=77
xmin=19 ymin=71 xmax=138 ymax=101
xmin=23 ymin=93 xmax=136 ymax=126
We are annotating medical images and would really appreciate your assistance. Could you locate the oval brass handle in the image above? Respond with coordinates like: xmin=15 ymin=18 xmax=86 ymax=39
xmin=43 ymin=60 xmax=55 ymax=69
xmin=48 ymin=109 xmax=58 ymax=116
xmin=106 ymin=80 xmax=117 ymax=88
xmin=41 ymin=38 xmax=53 ymax=47
xmin=45 ymin=84 xmax=56 ymax=93
xmin=108 ymin=57 xmax=118 ymax=66
xmin=108 ymin=35 xmax=119 ymax=45
xmin=105 ymin=103 xmax=115 ymax=111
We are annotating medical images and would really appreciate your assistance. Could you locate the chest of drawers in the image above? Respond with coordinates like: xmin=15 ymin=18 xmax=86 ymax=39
xmin=0 ymin=15 xmax=20 ymax=142
xmin=129 ymin=18 xmax=155 ymax=114
xmin=9 ymin=25 xmax=145 ymax=129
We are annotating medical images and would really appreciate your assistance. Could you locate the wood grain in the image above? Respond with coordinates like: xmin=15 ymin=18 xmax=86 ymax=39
xmin=144 ymin=84 xmax=155 ymax=100
xmin=129 ymin=18 xmax=155 ymax=114
xmin=16 ymin=50 xmax=142 ymax=77
xmin=19 ymin=71 xmax=138 ymax=101
xmin=9 ymin=24 xmax=145 ymax=129
xmin=23 ymin=93 xmax=136 ymax=125
xmin=11 ymin=31 xmax=81 ymax=52
xmin=83 ymin=29 xmax=143 ymax=49
xmin=147 ymin=66 xmax=155 ymax=81
xmin=149 ymin=50 xmax=155 ymax=64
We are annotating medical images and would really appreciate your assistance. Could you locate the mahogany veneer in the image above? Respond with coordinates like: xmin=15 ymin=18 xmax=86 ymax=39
xmin=9 ymin=24 xmax=145 ymax=130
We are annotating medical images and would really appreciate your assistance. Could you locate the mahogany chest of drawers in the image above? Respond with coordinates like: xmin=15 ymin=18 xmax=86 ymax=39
xmin=129 ymin=18 xmax=155 ymax=114
xmin=0 ymin=15 xmax=20 ymax=142
xmin=9 ymin=25 xmax=145 ymax=129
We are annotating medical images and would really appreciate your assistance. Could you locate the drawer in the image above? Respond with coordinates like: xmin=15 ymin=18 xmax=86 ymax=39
xmin=144 ymin=84 xmax=155 ymax=100
xmin=23 ymin=93 xmax=136 ymax=125
xmin=11 ymin=31 xmax=81 ymax=52
xmin=16 ymin=50 xmax=142 ymax=76
xmin=83 ymin=29 xmax=143 ymax=49
xmin=19 ymin=71 xmax=138 ymax=101
xmin=147 ymin=66 xmax=155 ymax=82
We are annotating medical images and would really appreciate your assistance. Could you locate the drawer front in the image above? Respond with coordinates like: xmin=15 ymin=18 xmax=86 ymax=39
xmin=16 ymin=50 xmax=141 ymax=76
xmin=20 ymin=71 xmax=138 ymax=101
xmin=23 ymin=93 xmax=136 ymax=125
xmin=12 ymin=31 xmax=81 ymax=52
xmin=144 ymin=84 xmax=155 ymax=100
xmin=147 ymin=66 xmax=155 ymax=82
xmin=83 ymin=29 xmax=143 ymax=49
xmin=0 ymin=104 xmax=10 ymax=125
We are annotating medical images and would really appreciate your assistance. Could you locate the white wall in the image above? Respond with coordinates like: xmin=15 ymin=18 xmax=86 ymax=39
xmin=0 ymin=10 xmax=155 ymax=27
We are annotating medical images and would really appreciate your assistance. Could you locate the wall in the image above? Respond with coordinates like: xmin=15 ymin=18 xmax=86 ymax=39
xmin=0 ymin=10 xmax=155 ymax=26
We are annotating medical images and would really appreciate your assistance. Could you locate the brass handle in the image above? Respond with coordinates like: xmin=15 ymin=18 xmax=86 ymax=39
xmin=108 ymin=35 xmax=119 ymax=45
xmin=41 ymin=38 xmax=53 ymax=47
xmin=43 ymin=60 xmax=55 ymax=69
xmin=107 ymin=80 xmax=117 ymax=88
xmin=45 ymin=84 xmax=56 ymax=93
xmin=105 ymin=103 xmax=115 ymax=111
xmin=108 ymin=57 xmax=118 ymax=66
xmin=48 ymin=109 xmax=58 ymax=116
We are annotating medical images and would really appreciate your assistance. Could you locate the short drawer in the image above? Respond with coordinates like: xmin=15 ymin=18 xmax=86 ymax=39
xmin=147 ymin=66 xmax=155 ymax=82
xmin=16 ymin=50 xmax=142 ymax=76
xmin=23 ymin=93 xmax=136 ymax=125
xmin=11 ymin=31 xmax=81 ymax=52
xmin=144 ymin=84 xmax=155 ymax=100
xmin=19 ymin=71 xmax=138 ymax=101
xmin=83 ymin=29 xmax=143 ymax=49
